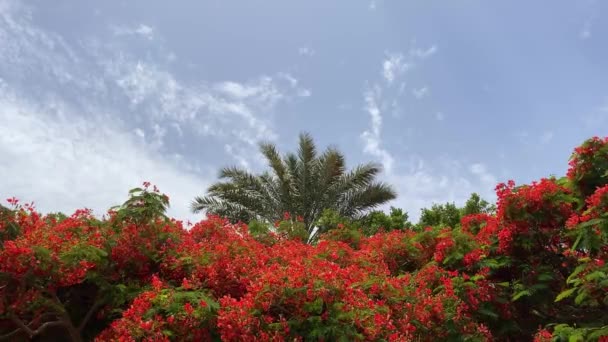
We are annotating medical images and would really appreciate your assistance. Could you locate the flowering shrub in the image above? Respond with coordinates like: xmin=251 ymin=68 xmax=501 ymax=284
xmin=2 ymin=137 xmax=608 ymax=341
xmin=567 ymin=136 xmax=608 ymax=197
xmin=96 ymin=276 xmax=219 ymax=341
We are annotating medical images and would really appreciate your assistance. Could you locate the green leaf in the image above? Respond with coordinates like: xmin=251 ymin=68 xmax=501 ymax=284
xmin=568 ymin=334 xmax=584 ymax=342
xmin=471 ymin=274 xmax=486 ymax=282
xmin=574 ymin=291 xmax=587 ymax=305
xmin=588 ymin=327 xmax=608 ymax=339
xmin=478 ymin=308 xmax=499 ymax=319
xmin=585 ymin=271 xmax=606 ymax=281
xmin=129 ymin=187 xmax=144 ymax=194
xmin=571 ymin=232 xmax=583 ymax=251
xmin=567 ymin=264 xmax=587 ymax=283
xmin=32 ymin=246 xmax=52 ymax=260
xmin=512 ymin=290 xmax=531 ymax=301
xmin=555 ymin=288 xmax=576 ymax=302
xmin=578 ymin=218 xmax=604 ymax=229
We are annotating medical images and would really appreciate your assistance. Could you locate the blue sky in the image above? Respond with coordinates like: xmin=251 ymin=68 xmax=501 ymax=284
xmin=1 ymin=0 xmax=607 ymax=222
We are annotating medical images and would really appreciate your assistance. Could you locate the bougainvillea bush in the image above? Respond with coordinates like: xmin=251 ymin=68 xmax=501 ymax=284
xmin=2 ymin=137 xmax=608 ymax=341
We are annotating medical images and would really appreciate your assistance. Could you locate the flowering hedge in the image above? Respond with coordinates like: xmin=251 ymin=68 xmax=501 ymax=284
xmin=1 ymin=137 xmax=608 ymax=341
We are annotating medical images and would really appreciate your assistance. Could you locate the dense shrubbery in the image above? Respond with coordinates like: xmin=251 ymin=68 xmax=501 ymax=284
xmin=1 ymin=137 xmax=608 ymax=341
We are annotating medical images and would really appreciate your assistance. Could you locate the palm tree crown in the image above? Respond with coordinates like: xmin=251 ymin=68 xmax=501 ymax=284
xmin=191 ymin=133 xmax=396 ymax=241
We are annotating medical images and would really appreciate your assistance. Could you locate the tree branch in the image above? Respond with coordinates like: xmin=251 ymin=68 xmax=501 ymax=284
xmin=0 ymin=311 xmax=60 ymax=340
xmin=0 ymin=328 xmax=25 ymax=341
xmin=8 ymin=313 xmax=66 ymax=339
xmin=78 ymin=300 xmax=104 ymax=333
xmin=8 ymin=313 xmax=35 ymax=338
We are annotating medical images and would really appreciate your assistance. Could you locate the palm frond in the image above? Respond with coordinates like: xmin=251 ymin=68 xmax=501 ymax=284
xmin=191 ymin=132 xmax=398 ymax=242
xmin=338 ymin=182 xmax=397 ymax=217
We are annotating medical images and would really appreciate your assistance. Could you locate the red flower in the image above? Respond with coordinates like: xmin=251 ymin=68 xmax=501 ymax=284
xmin=533 ymin=328 xmax=553 ymax=342
xmin=184 ymin=302 xmax=194 ymax=315
xmin=151 ymin=274 xmax=163 ymax=291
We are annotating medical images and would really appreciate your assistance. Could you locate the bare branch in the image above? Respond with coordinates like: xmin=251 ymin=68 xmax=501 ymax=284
xmin=9 ymin=313 xmax=35 ymax=338
xmin=7 ymin=314 xmax=67 ymax=339
xmin=0 ymin=328 xmax=25 ymax=341
xmin=78 ymin=300 xmax=104 ymax=333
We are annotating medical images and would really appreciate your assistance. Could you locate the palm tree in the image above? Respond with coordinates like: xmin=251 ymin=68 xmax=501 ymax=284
xmin=191 ymin=133 xmax=396 ymax=241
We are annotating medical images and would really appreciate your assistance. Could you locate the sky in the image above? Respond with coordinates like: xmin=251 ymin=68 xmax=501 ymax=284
xmin=1 ymin=0 xmax=607 ymax=222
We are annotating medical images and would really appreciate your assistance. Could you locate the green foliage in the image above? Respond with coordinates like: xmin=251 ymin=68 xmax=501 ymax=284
xmin=358 ymin=207 xmax=413 ymax=236
xmin=315 ymin=209 xmax=354 ymax=236
xmin=568 ymin=136 xmax=608 ymax=197
xmin=417 ymin=193 xmax=495 ymax=230
xmin=418 ymin=202 xmax=462 ymax=228
xmin=276 ymin=219 xmax=309 ymax=242
xmin=111 ymin=184 xmax=170 ymax=225
xmin=463 ymin=193 xmax=496 ymax=216
xmin=247 ymin=219 xmax=272 ymax=238
xmin=569 ymin=215 xmax=608 ymax=255
xmin=319 ymin=224 xmax=362 ymax=249
xmin=548 ymin=324 xmax=608 ymax=342
xmin=148 ymin=288 xmax=218 ymax=321
xmin=61 ymin=245 xmax=108 ymax=267
xmin=0 ymin=205 xmax=20 ymax=244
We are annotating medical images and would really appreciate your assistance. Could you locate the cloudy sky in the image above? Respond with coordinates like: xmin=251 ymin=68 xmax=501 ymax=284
xmin=1 ymin=0 xmax=607 ymax=222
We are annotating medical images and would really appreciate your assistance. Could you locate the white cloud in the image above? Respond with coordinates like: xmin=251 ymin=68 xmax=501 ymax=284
xmin=359 ymin=43 xmax=496 ymax=221
xmin=470 ymin=163 xmax=497 ymax=187
xmin=364 ymin=87 xmax=382 ymax=137
xmin=361 ymin=85 xmax=394 ymax=173
xmin=215 ymin=78 xmax=281 ymax=102
xmin=224 ymin=144 xmax=250 ymax=170
xmin=0 ymin=87 xmax=209 ymax=221
xmin=410 ymin=45 xmax=438 ymax=59
xmin=278 ymin=72 xmax=298 ymax=87
xmin=112 ymin=24 xmax=155 ymax=40
xmin=104 ymin=59 xmax=314 ymax=171
xmin=134 ymin=25 xmax=154 ymax=39
xmin=134 ymin=127 xmax=145 ymax=138
xmin=0 ymin=0 xmax=311 ymax=220
xmin=150 ymin=123 xmax=166 ymax=149
xmin=298 ymin=47 xmax=315 ymax=57
xmin=215 ymin=81 xmax=262 ymax=99
xmin=106 ymin=59 xmax=306 ymax=151
xmin=381 ymin=45 xmax=437 ymax=87
xmin=385 ymin=157 xmax=498 ymax=221
xmin=382 ymin=53 xmax=410 ymax=85
xmin=412 ymin=86 xmax=429 ymax=99
xmin=297 ymin=88 xmax=312 ymax=97
xmin=365 ymin=45 xmax=438 ymax=172
xmin=171 ymin=122 xmax=183 ymax=137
